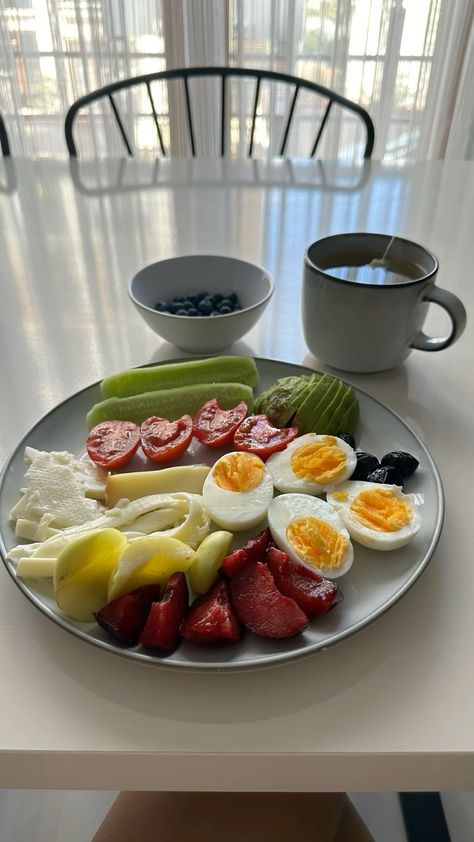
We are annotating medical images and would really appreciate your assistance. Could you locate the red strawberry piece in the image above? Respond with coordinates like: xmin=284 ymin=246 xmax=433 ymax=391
xmin=180 ymin=579 xmax=242 ymax=645
xmin=221 ymin=527 xmax=271 ymax=577
xmin=140 ymin=572 xmax=189 ymax=653
xmin=266 ymin=546 xmax=339 ymax=619
xmin=95 ymin=584 xmax=162 ymax=646
xmin=230 ymin=561 xmax=308 ymax=639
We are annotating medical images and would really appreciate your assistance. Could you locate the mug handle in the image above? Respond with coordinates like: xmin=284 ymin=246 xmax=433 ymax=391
xmin=411 ymin=286 xmax=467 ymax=352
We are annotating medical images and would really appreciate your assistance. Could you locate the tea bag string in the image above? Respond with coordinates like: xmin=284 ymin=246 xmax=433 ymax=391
xmin=369 ymin=235 xmax=395 ymax=268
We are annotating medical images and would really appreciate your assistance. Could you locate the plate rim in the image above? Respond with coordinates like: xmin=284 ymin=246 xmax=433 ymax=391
xmin=0 ymin=357 xmax=445 ymax=672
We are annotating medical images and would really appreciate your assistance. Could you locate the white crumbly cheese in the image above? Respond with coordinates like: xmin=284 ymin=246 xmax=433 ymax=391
xmin=10 ymin=449 xmax=107 ymax=539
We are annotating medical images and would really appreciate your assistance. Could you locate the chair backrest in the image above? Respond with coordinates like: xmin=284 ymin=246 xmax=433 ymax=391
xmin=65 ymin=67 xmax=374 ymax=160
xmin=0 ymin=114 xmax=11 ymax=157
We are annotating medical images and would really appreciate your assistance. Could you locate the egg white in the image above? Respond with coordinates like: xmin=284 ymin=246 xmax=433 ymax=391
xmin=265 ymin=433 xmax=357 ymax=495
xmin=202 ymin=451 xmax=274 ymax=532
xmin=327 ymin=481 xmax=422 ymax=550
xmin=267 ymin=493 xmax=354 ymax=579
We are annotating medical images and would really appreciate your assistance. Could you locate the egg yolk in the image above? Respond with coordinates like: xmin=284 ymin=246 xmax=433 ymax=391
xmin=212 ymin=453 xmax=265 ymax=492
xmin=350 ymin=488 xmax=412 ymax=532
xmin=291 ymin=436 xmax=347 ymax=484
xmin=286 ymin=516 xmax=348 ymax=571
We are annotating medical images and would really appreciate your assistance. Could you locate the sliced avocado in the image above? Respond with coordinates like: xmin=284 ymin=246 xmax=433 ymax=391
xmin=314 ymin=379 xmax=348 ymax=433
xmin=337 ymin=390 xmax=360 ymax=434
xmin=288 ymin=374 xmax=321 ymax=419
xmin=294 ymin=374 xmax=340 ymax=434
xmin=255 ymin=375 xmax=307 ymax=426
xmin=322 ymin=384 xmax=354 ymax=435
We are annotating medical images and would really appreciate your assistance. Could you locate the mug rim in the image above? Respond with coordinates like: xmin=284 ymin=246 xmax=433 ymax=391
xmin=304 ymin=232 xmax=439 ymax=289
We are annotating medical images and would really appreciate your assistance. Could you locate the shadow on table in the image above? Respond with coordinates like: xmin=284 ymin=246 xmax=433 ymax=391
xmin=69 ymin=157 xmax=372 ymax=198
xmin=0 ymin=158 xmax=17 ymax=194
xmin=23 ymin=535 xmax=446 ymax=739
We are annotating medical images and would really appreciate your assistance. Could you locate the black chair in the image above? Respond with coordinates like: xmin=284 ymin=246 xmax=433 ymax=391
xmin=0 ymin=114 xmax=11 ymax=157
xmin=65 ymin=66 xmax=374 ymax=160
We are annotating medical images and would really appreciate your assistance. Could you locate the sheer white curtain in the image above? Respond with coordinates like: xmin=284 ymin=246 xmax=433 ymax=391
xmin=0 ymin=0 xmax=472 ymax=160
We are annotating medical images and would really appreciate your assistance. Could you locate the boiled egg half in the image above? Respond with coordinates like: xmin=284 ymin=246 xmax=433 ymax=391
xmin=202 ymin=451 xmax=274 ymax=531
xmin=266 ymin=433 xmax=357 ymax=495
xmin=267 ymin=493 xmax=354 ymax=579
xmin=327 ymin=481 xmax=422 ymax=550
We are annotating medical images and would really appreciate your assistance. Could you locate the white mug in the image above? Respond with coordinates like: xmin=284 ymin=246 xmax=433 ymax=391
xmin=302 ymin=233 xmax=467 ymax=373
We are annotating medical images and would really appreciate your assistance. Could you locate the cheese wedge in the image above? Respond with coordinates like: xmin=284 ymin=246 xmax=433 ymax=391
xmin=106 ymin=465 xmax=210 ymax=507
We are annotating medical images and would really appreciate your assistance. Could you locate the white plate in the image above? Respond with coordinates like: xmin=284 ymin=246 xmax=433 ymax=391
xmin=0 ymin=358 xmax=444 ymax=671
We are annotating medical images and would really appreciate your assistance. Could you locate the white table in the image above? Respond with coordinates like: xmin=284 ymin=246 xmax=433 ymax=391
xmin=0 ymin=157 xmax=472 ymax=792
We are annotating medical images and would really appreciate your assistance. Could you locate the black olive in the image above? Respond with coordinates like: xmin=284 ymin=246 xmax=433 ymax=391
xmin=367 ymin=466 xmax=404 ymax=486
xmin=337 ymin=433 xmax=356 ymax=449
xmin=381 ymin=451 xmax=419 ymax=478
xmin=350 ymin=451 xmax=380 ymax=480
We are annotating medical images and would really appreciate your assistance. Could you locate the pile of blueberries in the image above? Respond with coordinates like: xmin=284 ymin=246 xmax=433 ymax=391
xmin=154 ymin=291 xmax=242 ymax=317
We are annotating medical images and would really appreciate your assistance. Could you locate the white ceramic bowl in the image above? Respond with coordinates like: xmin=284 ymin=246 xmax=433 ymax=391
xmin=128 ymin=254 xmax=274 ymax=353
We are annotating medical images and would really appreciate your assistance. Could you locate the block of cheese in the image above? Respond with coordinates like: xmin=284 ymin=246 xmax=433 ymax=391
xmin=106 ymin=465 xmax=211 ymax=507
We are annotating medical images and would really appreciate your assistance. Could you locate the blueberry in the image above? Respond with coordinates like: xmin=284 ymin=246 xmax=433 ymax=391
xmin=186 ymin=307 xmax=198 ymax=316
xmin=219 ymin=305 xmax=232 ymax=314
xmin=175 ymin=308 xmax=188 ymax=316
xmin=229 ymin=292 xmax=238 ymax=304
xmin=154 ymin=301 xmax=169 ymax=312
xmin=338 ymin=433 xmax=356 ymax=449
xmin=213 ymin=293 xmax=224 ymax=304
xmin=198 ymin=300 xmax=213 ymax=315
xmin=172 ymin=297 xmax=185 ymax=305
xmin=367 ymin=466 xmax=404 ymax=487
xmin=350 ymin=451 xmax=380 ymax=480
xmin=381 ymin=451 xmax=419 ymax=478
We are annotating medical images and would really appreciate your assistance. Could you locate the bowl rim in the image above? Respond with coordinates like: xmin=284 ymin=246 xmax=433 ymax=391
xmin=128 ymin=253 xmax=274 ymax=320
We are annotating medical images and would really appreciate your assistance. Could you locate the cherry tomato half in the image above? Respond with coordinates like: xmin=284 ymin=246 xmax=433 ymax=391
xmin=233 ymin=414 xmax=299 ymax=459
xmin=86 ymin=420 xmax=141 ymax=470
xmin=141 ymin=415 xmax=193 ymax=463
xmin=193 ymin=399 xmax=248 ymax=448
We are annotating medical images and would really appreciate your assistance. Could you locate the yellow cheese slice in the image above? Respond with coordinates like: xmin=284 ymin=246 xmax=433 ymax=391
xmin=106 ymin=465 xmax=211 ymax=507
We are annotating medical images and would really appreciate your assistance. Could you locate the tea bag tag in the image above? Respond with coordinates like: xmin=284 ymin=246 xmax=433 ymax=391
xmin=369 ymin=236 xmax=395 ymax=269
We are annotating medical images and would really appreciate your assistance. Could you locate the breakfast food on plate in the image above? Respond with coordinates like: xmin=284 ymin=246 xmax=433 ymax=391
xmin=140 ymin=415 xmax=193 ymax=463
xmin=266 ymin=433 xmax=357 ymax=494
xmin=202 ymin=451 xmax=274 ymax=531
xmin=233 ymin=414 xmax=299 ymax=458
xmin=10 ymin=447 xmax=106 ymax=541
xmin=139 ymin=573 xmax=189 ymax=652
xmin=180 ymin=579 xmax=242 ymax=644
xmin=54 ymin=528 xmax=127 ymax=622
xmin=265 ymin=546 xmax=339 ymax=619
xmin=100 ymin=355 xmax=259 ymax=399
xmin=86 ymin=420 xmax=141 ymax=470
xmin=193 ymin=399 xmax=248 ymax=447
xmin=327 ymin=481 xmax=422 ymax=550
xmin=5 ymin=354 xmax=426 ymax=658
xmin=95 ymin=584 xmax=162 ymax=646
xmin=87 ymin=381 xmax=255 ymax=429
xmin=267 ymin=494 xmax=354 ymax=579
xmin=107 ymin=534 xmax=196 ymax=600
xmin=255 ymin=372 xmax=359 ymax=435
xmin=230 ymin=561 xmax=309 ymax=639
xmin=188 ymin=530 xmax=233 ymax=595
xmin=105 ymin=465 xmax=210 ymax=507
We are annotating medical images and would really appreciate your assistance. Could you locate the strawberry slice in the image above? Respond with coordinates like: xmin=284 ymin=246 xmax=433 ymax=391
xmin=140 ymin=573 xmax=188 ymax=653
xmin=230 ymin=561 xmax=308 ymax=639
xmin=266 ymin=546 xmax=339 ymax=619
xmin=180 ymin=579 xmax=242 ymax=644
xmin=221 ymin=528 xmax=271 ymax=577
xmin=95 ymin=584 xmax=162 ymax=646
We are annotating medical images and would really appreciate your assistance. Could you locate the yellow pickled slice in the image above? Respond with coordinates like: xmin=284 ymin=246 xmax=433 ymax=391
xmin=188 ymin=530 xmax=233 ymax=595
xmin=108 ymin=535 xmax=195 ymax=601
xmin=53 ymin=528 xmax=127 ymax=622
